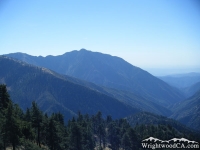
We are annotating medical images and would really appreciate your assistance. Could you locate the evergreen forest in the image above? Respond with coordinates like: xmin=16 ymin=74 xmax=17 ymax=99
xmin=0 ymin=84 xmax=199 ymax=150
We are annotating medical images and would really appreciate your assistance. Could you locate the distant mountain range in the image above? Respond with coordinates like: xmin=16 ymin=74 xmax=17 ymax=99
xmin=4 ymin=49 xmax=185 ymax=108
xmin=0 ymin=56 xmax=139 ymax=120
xmin=159 ymin=73 xmax=200 ymax=98
xmin=159 ymin=72 xmax=200 ymax=89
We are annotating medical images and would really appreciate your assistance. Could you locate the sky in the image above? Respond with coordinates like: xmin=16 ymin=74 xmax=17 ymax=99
xmin=0 ymin=0 xmax=200 ymax=75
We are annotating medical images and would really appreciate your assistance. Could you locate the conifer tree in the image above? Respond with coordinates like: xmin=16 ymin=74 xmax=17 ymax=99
xmin=31 ymin=101 xmax=42 ymax=147
xmin=127 ymin=128 xmax=138 ymax=149
xmin=68 ymin=121 xmax=82 ymax=150
xmin=0 ymin=85 xmax=13 ymax=149
xmin=5 ymin=102 xmax=21 ymax=150
xmin=25 ymin=108 xmax=31 ymax=122
xmin=121 ymin=132 xmax=131 ymax=150
xmin=40 ymin=113 xmax=49 ymax=145
xmin=0 ymin=84 xmax=11 ymax=113
xmin=47 ymin=118 xmax=57 ymax=150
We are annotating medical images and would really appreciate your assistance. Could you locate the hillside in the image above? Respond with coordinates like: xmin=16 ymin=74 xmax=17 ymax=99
xmin=5 ymin=49 xmax=185 ymax=107
xmin=126 ymin=112 xmax=195 ymax=132
xmin=182 ymin=81 xmax=200 ymax=98
xmin=0 ymin=56 xmax=139 ymax=120
xmin=170 ymin=90 xmax=200 ymax=131
xmin=54 ymin=72 xmax=172 ymax=116
xmin=1 ymin=89 xmax=199 ymax=150
xmin=98 ymin=87 xmax=172 ymax=116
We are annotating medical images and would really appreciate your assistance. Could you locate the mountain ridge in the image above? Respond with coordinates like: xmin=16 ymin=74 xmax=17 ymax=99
xmin=0 ymin=56 xmax=139 ymax=120
xmin=4 ymin=49 xmax=185 ymax=107
xmin=0 ymin=56 xmax=175 ymax=117
xmin=159 ymin=73 xmax=200 ymax=89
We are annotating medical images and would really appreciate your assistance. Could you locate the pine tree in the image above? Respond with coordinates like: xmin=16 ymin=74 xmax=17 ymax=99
xmin=107 ymin=122 xmax=120 ymax=150
xmin=47 ymin=118 xmax=57 ymax=150
xmin=5 ymin=102 xmax=21 ymax=150
xmin=30 ymin=101 xmax=42 ymax=147
xmin=68 ymin=121 xmax=82 ymax=150
xmin=0 ymin=84 xmax=11 ymax=111
xmin=127 ymin=128 xmax=138 ymax=150
xmin=0 ymin=111 xmax=5 ymax=150
xmin=97 ymin=123 xmax=105 ymax=149
xmin=0 ymin=85 xmax=13 ymax=150
xmin=40 ymin=113 xmax=49 ymax=146
xmin=81 ymin=121 xmax=95 ymax=150
xmin=25 ymin=108 xmax=31 ymax=122
xmin=121 ymin=132 xmax=131 ymax=150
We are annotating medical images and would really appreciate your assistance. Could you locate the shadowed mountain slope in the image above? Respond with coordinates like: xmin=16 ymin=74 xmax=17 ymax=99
xmin=170 ymin=90 xmax=200 ymax=131
xmin=5 ymin=49 xmax=185 ymax=107
xmin=182 ymin=81 xmax=200 ymax=98
xmin=61 ymin=77 xmax=172 ymax=116
xmin=0 ymin=56 xmax=139 ymax=120
xmin=126 ymin=111 xmax=200 ymax=136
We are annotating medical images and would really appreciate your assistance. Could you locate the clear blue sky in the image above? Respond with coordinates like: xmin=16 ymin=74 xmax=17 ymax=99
xmin=0 ymin=0 xmax=200 ymax=75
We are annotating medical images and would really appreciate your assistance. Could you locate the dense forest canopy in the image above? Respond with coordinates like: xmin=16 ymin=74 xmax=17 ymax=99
xmin=0 ymin=84 xmax=199 ymax=150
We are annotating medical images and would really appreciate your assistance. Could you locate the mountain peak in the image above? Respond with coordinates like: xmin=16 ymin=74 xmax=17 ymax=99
xmin=5 ymin=50 xmax=185 ymax=107
xmin=80 ymin=48 xmax=88 ymax=51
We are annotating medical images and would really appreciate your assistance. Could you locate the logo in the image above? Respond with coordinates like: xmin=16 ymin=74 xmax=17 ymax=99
xmin=141 ymin=137 xmax=199 ymax=149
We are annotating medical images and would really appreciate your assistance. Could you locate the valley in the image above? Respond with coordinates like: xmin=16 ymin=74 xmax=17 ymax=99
xmin=0 ymin=50 xmax=200 ymax=149
xmin=1 ymin=1 xmax=199 ymax=149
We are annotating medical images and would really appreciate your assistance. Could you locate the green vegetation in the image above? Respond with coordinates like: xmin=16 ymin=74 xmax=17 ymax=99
xmin=0 ymin=84 xmax=199 ymax=150
xmin=126 ymin=112 xmax=200 ymax=139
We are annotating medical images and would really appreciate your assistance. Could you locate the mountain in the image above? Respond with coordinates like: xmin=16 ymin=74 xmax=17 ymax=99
xmin=182 ymin=81 xmax=200 ymax=98
xmin=158 ymin=72 xmax=200 ymax=89
xmin=0 ymin=55 xmax=173 ymax=118
xmin=4 ymin=49 xmax=185 ymax=107
xmin=56 ymin=74 xmax=172 ymax=116
xmin=99 ymin=87 xmax=172 ymax=116
xmin=170 ymin=90 xmax=200 ymax=131
xmin=0 ymin=56 xmax=139 ymax=120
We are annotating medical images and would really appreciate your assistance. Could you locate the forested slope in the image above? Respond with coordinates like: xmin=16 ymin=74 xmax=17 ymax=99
xmin=0 ymin=56 xmax=138 ymax=120
xmin=0 ymin=84 xmax=199 ymax=150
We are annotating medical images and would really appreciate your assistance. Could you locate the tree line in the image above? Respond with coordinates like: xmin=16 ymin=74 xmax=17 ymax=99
xmin=0 ymin=84 xmax=199 ymax=150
